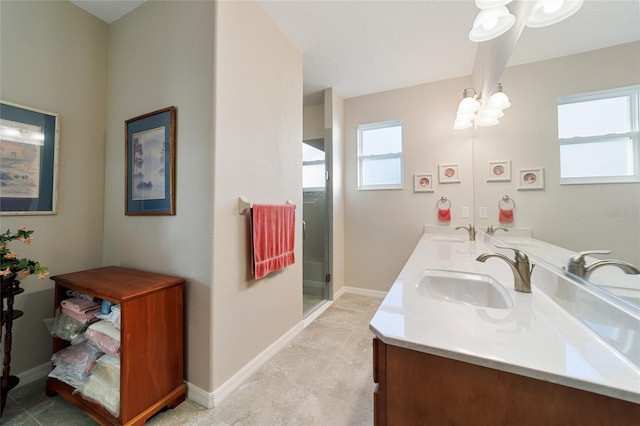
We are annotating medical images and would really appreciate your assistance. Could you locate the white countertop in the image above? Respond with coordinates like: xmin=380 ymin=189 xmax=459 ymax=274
xmin=369 ymin=231 xmax=640 ymax=404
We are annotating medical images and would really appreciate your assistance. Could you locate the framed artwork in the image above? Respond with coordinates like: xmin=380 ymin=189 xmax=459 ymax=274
xmin=438 ymin=163 xmax=460 ymax=183
xmin=125 ymin=106 xmax=176 ymax=215
xmin=517 ymin=167 xmax=544 ymax=190
xmin=0 ymin=101 xmax=59 ymax=215
xmin=487 ymin=160 xmax=511 ymax=182
xmin=414 ymin=173 xmax=434 ymax=192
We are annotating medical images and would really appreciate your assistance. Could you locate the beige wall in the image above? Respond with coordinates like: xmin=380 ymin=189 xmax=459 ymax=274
xmin=303 ymin=103 xmax=324 ymax=141
xmin=212 ymin=0 xmax=303 ymax=389
xmin=103 ymin=1 xmax=215 ymax=391
xmin=0 ymin=1 xmax=107 ymax=374
xmin=473 ymin=42 xmax=640 ymax=266
xmin=344 ymin=77 xmax=475 ymax=292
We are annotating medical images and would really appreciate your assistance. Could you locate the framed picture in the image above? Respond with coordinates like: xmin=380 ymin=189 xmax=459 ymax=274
xmin=125 ymin=106 xmax=176 ymax=215
xmin=517 ymin=167 xmax=544 ymax=190
xmin=487 ymin=160 xmax=511 ymax=182
xmin=414 ymin=173 xmax=434 ymax=192
xmin=0 ymin=101 xmax=59 ymax=215
xmin=438 ymin=163 xmax=460 ymax=183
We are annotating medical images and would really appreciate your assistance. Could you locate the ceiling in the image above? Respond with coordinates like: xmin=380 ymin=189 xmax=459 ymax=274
xmin=71 ymin=1 xmax=640 ymax=105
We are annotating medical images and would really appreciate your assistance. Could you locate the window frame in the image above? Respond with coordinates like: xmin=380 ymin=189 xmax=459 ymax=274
xmin=558 ymin=85 xmax=640 ymax=185
xmin=357 ymin=120 xmax=404 ymax=191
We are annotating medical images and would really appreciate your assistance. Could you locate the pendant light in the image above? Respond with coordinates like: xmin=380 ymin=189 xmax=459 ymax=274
xmin=526 ymin=0 xmax=584 ymax=28
xmin=453 ymin=89 xmax=480 ymax=129
xmin=457 ymin=88 xmax=480 ymax=114
xmin=486 ymin=83 xmax=511 ymax=110
xmin=469 ymin=3 xmax=515 ymax=42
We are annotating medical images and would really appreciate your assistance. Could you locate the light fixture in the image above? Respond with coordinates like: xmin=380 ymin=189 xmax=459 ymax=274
xmin=477 ymin=116 xmax=501 ymax=127
xmin=486 ymin=83 xmax=511 ymax=110
xmin=453 ymin=84 xmax=511 ymax=130
xmin=526 ymin=0 xmax=584 ymax=28
xmin=453 ymin=89 xmax=480 ymax=129
xmin=469 ymin=4 xmax=516 ymax=42
xmin=457 ymin=88 xmax=481 ymax=114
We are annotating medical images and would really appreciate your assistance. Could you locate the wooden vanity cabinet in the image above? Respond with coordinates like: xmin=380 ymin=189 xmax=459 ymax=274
xmin=46 ymin=266 xmax=186 ymax=426
xmin=373 ymin=337 xmax=640 ymax=426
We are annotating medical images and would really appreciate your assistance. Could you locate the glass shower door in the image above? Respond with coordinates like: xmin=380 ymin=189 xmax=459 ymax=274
xmin=302 ymin=139 xmax=330 ymax=316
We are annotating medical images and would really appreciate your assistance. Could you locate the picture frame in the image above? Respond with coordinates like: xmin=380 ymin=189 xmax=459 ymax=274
xmin=487 ymin=160 xmax=511 ymax=182
xmin=413 ymin=173 xmax=434 ymax=192
xmin=438 ymin=163 xmax=460 ymax=183
xmin=125 ymin=106 xmax=176 ymax=215
xmin=517 ymin=167 xmax=544 ymax=190
xmin=0 ymin=101 xmax=59 ymax=215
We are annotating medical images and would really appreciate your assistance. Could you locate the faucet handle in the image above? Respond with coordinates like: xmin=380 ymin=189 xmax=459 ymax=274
xmin=569 ymin=250 xmax=611 ymax=267
xmin=495 ymin=245 xmax=528 ymax=262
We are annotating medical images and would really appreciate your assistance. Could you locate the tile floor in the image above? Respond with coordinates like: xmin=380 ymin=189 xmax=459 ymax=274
xmin=2 ymin=292 xmax=382 ymax=426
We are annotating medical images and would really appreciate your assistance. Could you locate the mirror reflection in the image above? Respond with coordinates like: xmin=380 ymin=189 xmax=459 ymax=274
xmin=471 ymin=2 xmax=639 ymax=307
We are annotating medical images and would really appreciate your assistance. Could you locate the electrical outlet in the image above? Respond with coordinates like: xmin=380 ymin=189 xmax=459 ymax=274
xmin=461 ymin=207 xmax=470 ymax=218
xmin=479 ymin=207 xmax=488 ymax=218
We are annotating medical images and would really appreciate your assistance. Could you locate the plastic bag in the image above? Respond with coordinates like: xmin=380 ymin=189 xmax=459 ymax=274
xmin=85 ymin=321 xmax=121 ymax=357
xmin=48 ymin=342 xmax=104 ymax=388
xmin=44 ymin=311 xmax=88 ymax=343
xmin=77 ymin=355 xmax=121 ymax=417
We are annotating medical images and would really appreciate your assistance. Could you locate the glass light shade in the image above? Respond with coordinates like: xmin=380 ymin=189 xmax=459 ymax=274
xmin=469 ymin=6 xmax=516 ymax=42
xmin=477 ymin=116 xmax=500 ymax=127
xmin=526 ymin=0 xmax=584 ymax=28
xmin=457 ymin=97 xmax=481 ymax=114
xmin=487 ymin=91 xmax=511 ymax=110
xmin=480 ymin=108 xmax=505 ymax=119
xmin=456 ymin=112 xmax=477 ymax=122
xmin=453 ymin=119 xmax=473 ymax=130
xmin=475 ymin=0 xmax=513 ymax=9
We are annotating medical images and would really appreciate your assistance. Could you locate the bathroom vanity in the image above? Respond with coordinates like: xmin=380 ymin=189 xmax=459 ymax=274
xmin=370 ymin=230 xmax=640 ymax=425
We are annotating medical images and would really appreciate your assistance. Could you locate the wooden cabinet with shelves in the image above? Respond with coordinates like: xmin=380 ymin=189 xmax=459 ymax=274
xmin=372 ymin=337 xmax=640 ymax=426
xmin=46 ymin=266 xmax=186 ymax=425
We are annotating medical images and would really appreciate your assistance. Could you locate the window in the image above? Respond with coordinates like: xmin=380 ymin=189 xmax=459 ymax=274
xmin=558 ymin=85 xmax=639 ymax=184
xmin=303 ymin=141 xmax=325 ymax=190
xmin=357 ymin=120 xmax=403 ymax=190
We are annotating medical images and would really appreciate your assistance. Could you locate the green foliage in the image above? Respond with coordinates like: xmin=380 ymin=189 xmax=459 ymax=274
xmin=1 ymin=227 xmax=48 ymax=282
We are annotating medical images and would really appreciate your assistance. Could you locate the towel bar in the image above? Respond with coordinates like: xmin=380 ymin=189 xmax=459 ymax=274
xmin=238 ymin=197 xmax=295 ymax=215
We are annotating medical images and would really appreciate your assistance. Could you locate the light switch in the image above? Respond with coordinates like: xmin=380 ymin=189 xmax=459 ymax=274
xmin=461 ymin=207 xmax=470 ymax=218
xmin=479 ymin=207 xmax=488 ymax=218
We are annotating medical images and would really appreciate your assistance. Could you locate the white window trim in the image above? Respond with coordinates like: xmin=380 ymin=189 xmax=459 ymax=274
xmin=357 ymin=120 xmax=404 ymax=191
xmin=559 ymin=85 xmax=640 ymax=185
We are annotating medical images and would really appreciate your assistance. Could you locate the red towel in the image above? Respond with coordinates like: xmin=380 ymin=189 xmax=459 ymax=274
xmin=251 ymin=204 xmax=296 ymax=279
xmin=438 ymin=208 xmax=451 ymax=222
xmin=499 ymin=208 xmax=514 ymax=223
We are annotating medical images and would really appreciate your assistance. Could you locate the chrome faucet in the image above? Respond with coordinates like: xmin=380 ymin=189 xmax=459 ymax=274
xmin=567 ymin=250 xmax=640 ymax=279
xmin=486 ymin=225 xmax=508 ymax=236
xmin=476 ymin=247 xmax=534 ymax=293
xmin=455 ymin=224 xmax=476 ymax=241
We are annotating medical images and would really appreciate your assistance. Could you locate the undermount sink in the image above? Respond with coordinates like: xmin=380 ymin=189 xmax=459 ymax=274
xmin=416 ymin=269 xmax=513 ymax=309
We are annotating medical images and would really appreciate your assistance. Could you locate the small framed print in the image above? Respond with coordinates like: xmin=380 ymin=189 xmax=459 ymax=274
xmin=517 ymin=168 xmax=544 ymax=190
xmin=414 ymin=173 xmax=434 ymax=192
xmin=438 ymin=163 xmax=460 ymax=183
xmin=487 ymin=160 xmax=511 ymax=182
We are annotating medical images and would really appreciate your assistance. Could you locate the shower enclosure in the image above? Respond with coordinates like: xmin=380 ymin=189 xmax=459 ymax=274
xmin=302 ymin=139 xmax=330 ymax=316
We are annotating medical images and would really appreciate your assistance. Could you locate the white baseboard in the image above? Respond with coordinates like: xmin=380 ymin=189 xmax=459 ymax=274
xmin=193 ymin=319 xmax=305 ymax=409
xmin=303 ymin=299 xmax=333 ymax=327
xmin=185 ymin=381 xmax=213 ymax=408
xmin=342 ymin=286 xmax=387 ymax=299
xmin=15 ymin=362 xmax=51 ymax=389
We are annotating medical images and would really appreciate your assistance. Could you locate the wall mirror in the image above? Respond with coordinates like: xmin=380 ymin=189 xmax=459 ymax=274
xmin=471 ymin=2 xmax=640 ymax=307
